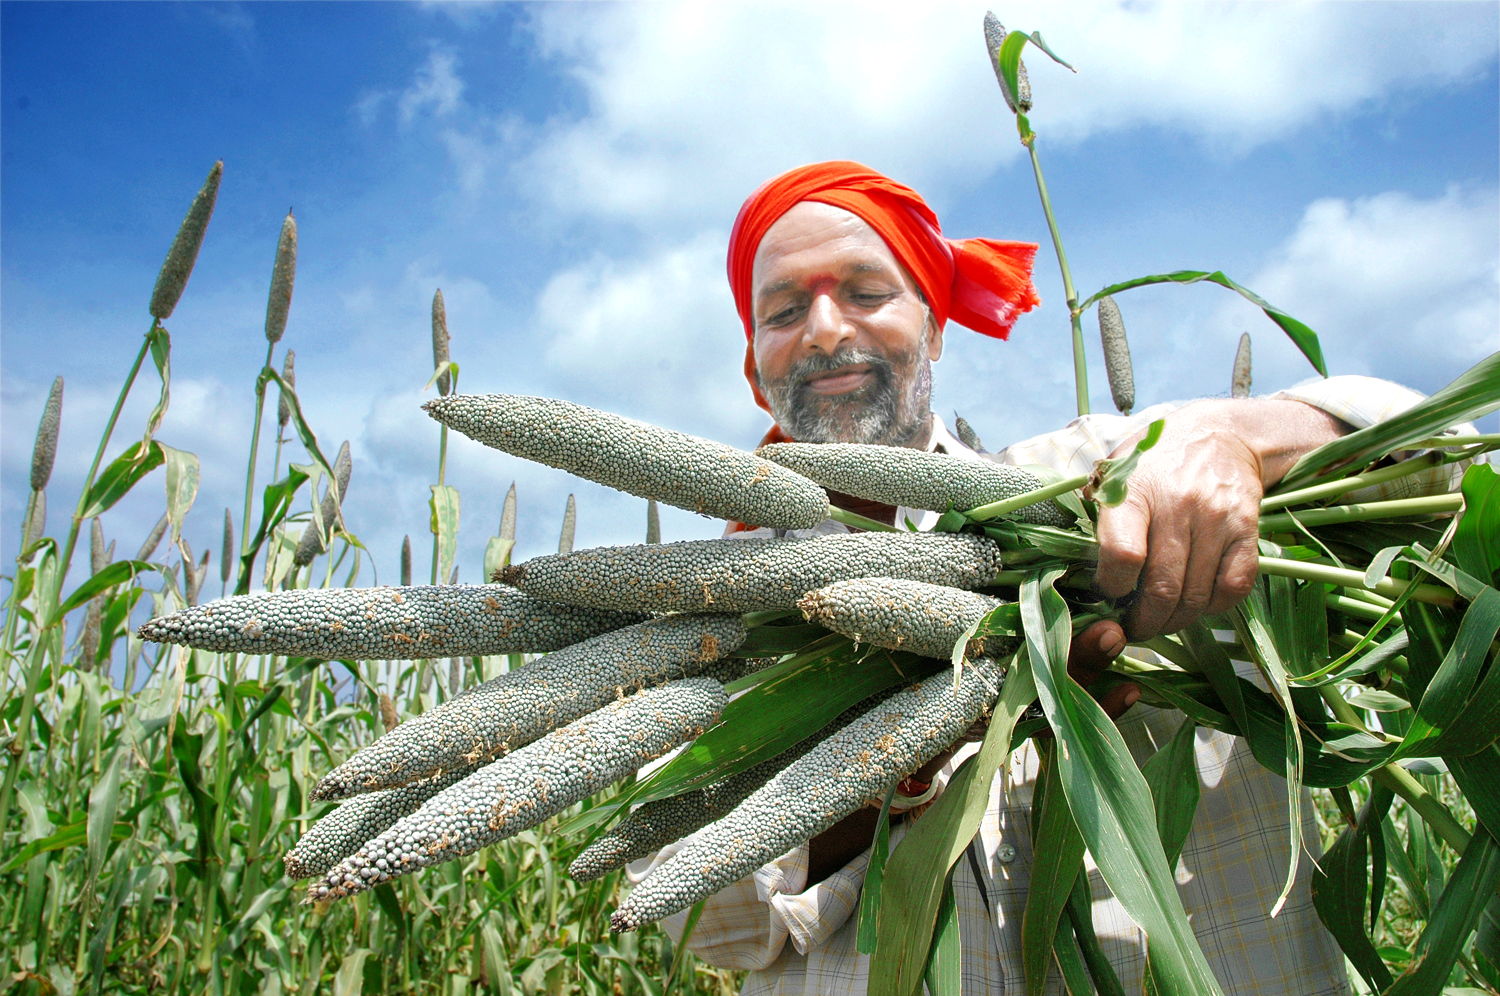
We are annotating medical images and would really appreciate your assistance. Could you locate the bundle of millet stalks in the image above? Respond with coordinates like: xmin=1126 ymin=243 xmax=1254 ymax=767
xmin=139 ymin=387 xmax=1480 ymax=931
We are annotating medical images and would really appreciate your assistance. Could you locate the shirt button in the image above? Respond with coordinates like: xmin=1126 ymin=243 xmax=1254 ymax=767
xmin=996 ymin=843 xmax=1017 ymax=863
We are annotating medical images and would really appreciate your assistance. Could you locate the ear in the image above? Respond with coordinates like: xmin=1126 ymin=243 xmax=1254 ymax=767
xmin=926 ymin=314 xmax=945 ymax=362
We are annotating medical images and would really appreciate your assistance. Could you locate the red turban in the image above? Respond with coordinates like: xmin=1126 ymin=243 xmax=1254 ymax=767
xmin=727 ymin=161 xmax=1041 ymax=414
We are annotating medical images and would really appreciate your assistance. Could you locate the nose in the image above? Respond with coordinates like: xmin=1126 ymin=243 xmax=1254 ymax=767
xmin=803 ymin=289 xmax=854 ymax=355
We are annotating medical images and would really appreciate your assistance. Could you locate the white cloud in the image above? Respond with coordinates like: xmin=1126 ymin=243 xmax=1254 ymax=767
xmin=533 ymin=232 xmax=767 ymax=442
xmin=399 ymin=49 xmax=464 ymax=124
xmin=355 ymin=46 xmax=465 ymax=128
xmin=502 ymin=0 xmax=1497 ymax=227
xmin=923 ymin=185 xmax=1500 ymax=445
xmin=1238 ymin=185 xmax=1500 ymax=383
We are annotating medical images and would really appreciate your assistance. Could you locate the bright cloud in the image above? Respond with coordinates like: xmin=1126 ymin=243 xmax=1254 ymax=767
xmin=502 ymin=1 xmax=1496 ymax=226
xmin=1241 ymin=185 xmax=1499 ymax=383
xmin=356 ymin=46 xmax=465 ymax=127
xmin=533 ymin=231 xmax=762 ymax=438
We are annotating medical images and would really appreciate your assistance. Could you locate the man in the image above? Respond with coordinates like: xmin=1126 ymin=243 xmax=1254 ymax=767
xmin=630 ymin=161 xmax=1447 ymax=994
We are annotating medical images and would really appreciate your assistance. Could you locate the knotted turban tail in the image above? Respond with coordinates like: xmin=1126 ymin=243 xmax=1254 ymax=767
xmin=948 ymin=237 xmax=1040 ymax=336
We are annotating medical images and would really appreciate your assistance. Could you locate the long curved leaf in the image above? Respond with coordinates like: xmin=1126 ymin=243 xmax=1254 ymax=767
xmin=1384 ymin=830 xmax=1500 ymax=996
xmin=1020 ymin=569 xmax=1225 ymax=996
xmin=1080 ymin=270 xmax=1326 ymax=377
xmin=80 ymin=440 xmax=164 ymax=519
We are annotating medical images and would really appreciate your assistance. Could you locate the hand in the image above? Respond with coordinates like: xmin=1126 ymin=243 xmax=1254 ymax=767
xmin=1092 ymin=399 xmax=1346 ymax=639
xmin=1069 ymin=619 xmax=1137 ymax=719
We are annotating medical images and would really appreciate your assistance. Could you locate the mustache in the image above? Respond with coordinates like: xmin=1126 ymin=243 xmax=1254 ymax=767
xmin=784 ymin=347 xmax=894 ymax=386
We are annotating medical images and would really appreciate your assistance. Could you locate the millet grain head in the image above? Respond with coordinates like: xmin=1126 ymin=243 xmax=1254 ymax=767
xmin=310 ymin=612 xmax=746 ymax=800
xmin=498 ymin=531 xmax=1008 ymax=615
xmin=137 ymin=583 xmax=646 ymax=659
xmin=798 ymin=577 xmax=1014 ymax=660
xmin=756 ymin=443 xmax=1071 ymax=524
xmin=424 ymin=393 xmax=830 ymax=530
xmin=283 ymin=767 xmax=467 ymax=881
xmin=305 ymin=677 xmax=728 ymax=903
xmin=610 ymin=657 xmax=1007 ymax=931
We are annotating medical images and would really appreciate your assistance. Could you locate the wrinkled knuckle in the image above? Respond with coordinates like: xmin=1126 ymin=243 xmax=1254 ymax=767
xmin=1178 ymin=587 xmax=1213 ymax=613
xmin=1104 ymin=540 xmax=1148 ymax=572
xmin=1143 ymin=577 xmax=1183 ymax=603
xmin=1217 ymin=571 xmax=1256 ymax=604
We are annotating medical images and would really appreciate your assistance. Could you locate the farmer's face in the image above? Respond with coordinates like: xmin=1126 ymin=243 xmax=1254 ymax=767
xmin=750 ymin=201 xmax=943 ymax=447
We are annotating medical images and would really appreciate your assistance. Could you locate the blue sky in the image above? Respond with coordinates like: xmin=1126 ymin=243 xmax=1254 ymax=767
xmin=2 ymin=0 xmax=1497 ymax=591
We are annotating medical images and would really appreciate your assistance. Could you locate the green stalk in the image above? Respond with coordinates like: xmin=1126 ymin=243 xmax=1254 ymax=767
xmin=1408 ymin=433 xmax=1500 ymax=448
xmin=828 ymin=506 xmax=898 ymax=532
xmin=1261 ymin=452 xmax=1450 ymax=510
xmin=238 ymin=341 xmax=276 ymax=563
xmin=430 ymin=423 xmax=449 ymax=585
xmin=1024 ymin=137 xmax=1090 ymax=417
xmin=234 ymin=341 xmax=276 ymax=688
xmin=991 ymin=522 xmax=1454 ymax=606
xmin=1257 ymin=493 xmax=1463 ymax=533
xmin=0 ymin=627 xmax=61 ymax=845
xmin=1371 ymin=764 xmax=1470 ymax=853
xmin=965 ymin=473 xmax=1089 ymax=521
xmin=58 ymin=324 xmax=155 ymax=588
xmin=1325 ymin=592 xmax=1388 ymax=622
xmin=1258 ymin=556 xmax=1455 ymax=607
xmin=1319 ymin=687 xmax=1468 ymax=849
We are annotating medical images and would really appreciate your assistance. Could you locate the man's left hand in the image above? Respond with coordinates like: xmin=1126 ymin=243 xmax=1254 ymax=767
xmin=1092 ymin=399 xmax=1347 ymax=640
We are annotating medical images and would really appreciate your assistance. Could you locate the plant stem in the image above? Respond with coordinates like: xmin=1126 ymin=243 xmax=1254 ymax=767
xmin=430 ymin=424 xmax=449 ymax=585
xmin=1409 ymin=433 xmax=1500 ymax=447
xmin=966 ymin=473 xmax=1090 ymax=521
xmin=1322 ymin=680 xmax=1469 ymax=849
xmin=1325 ymin=592 xmax=1388 ymax=622
xmin=1258 ymin=556 xmax=1455 ymax=606
xmin=59 ymin=324 xmax=156 ymax=588
xmin=1261 ymin=452 xmax=1451 ymax=510
xmin=1024 ymin=136 xmax=1089 ymax=417
xmin=1370 ymin=764 xmax=1471 ymax=853
xmin=1257 ymin=494 xmax=1463 ymax=533
xmin=829 ymin=506 xmax=898 ymax=532
xmin=239 ymin=342 xmax=275 ymax=564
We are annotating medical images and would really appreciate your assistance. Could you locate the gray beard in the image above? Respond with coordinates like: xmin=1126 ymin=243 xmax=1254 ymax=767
xmin=759 ymin=344 xmax=933 ymax=447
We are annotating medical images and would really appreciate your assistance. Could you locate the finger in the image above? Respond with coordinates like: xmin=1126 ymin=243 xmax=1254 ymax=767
xmin=1206 ymin=530 xmax=1260 ymax=616
xmin=1094 ymin=495 xmax=1151 ymax=599
xmin=1160 ymin=523 xmax=1223 ymax=635
xmin=1095 ymin=681 xmax=1141 ymax=721
xmin=1068 ymin=620 xmax=1127 ymax=687
xmin=1127 ymin=514 xmax=1192 ymax=640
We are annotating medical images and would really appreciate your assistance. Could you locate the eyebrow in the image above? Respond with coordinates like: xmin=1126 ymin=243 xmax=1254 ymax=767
xmin=755 ymin=262 xmax=893 ymax=303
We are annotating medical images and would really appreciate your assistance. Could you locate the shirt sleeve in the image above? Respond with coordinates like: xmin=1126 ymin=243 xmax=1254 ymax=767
xmin=1269 ymin=373 xmax=1475 ymax=500
xmin=626 ymin=838 xmax=867 ymax=971
xmin=993 ymin=374 xmax=1471 ymax=498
